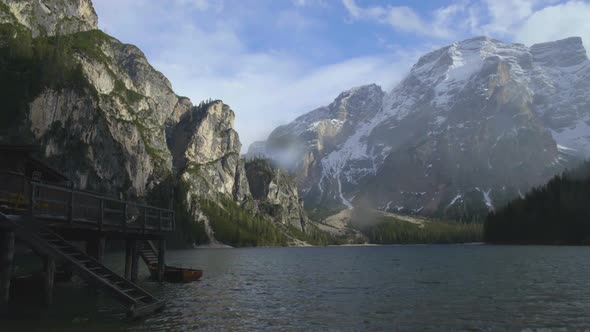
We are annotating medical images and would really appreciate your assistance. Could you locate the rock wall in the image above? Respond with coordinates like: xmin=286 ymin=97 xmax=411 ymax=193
xmin=245 ymin=158 xmax=308 ymax=232
xmin=0 ymin=0 xmax=97 ymax=37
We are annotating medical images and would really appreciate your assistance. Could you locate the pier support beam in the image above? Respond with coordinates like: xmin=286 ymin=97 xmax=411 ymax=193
xmin=124 ymin=239 xmax=135 ymax=280
xmin=43 ymin=256 xmax=55 ymax=305
xmin=157 ymin=239 xmax=166 ymax=283
xmin=125 ymin=239 xmax=139 ymax=282
xmin=0 ymin=231 xmax=15 ymax=307
xmin=86 ymin=235 xmax=105 ymax=263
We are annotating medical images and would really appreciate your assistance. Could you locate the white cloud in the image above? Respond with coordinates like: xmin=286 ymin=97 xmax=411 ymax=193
xmin=292 ymin=0 xmax=327 ymax=7
xmin=482 ymin=0 xmax=536 ymax=34
xmin=341 ymin=0 xmax=590 ymax=50
xmin=514 ymin=1 xmax=590 ymax=48
xmin=173 ymin=0 xmax=224 ymax=11
xmin=341 ymin=0 xmax=472 ymax=39
xmin=94 ymin=0 xmax=416 ymax=150
xmin=93 ymin=0 xmax=590 ymax=151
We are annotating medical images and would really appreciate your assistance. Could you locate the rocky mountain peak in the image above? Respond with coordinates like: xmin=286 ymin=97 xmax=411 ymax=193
xmin=256 ymin=36 xmax=590 ymax=220
xmin=530 ymin=36 xmax=588 ymax=67
xmin=0 ymin=0 xmax=98 ymax=37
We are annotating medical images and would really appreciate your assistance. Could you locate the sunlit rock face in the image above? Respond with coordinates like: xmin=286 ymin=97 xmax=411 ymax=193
xmin=245 ymin=159 xmax=308 ymax=232
xmin=0 ymin=0 xmax=313 ymax=243
xmin=0 ymin=0 xmax=251 ymax=202
xmin=0 ymin=0 xmax=98 ymax=37
xmin=252 ymin=36 xmax=590 ymax=219
xmin=170 ymin=101 xmax=251 ymax=203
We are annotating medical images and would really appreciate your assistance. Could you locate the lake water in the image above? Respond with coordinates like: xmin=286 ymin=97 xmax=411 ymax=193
xmin=3 ymin=245 xmax=590 ymax=331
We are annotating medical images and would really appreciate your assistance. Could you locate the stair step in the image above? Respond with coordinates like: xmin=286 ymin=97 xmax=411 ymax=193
xmin=15 ymin=215 xmax=164 ymax=318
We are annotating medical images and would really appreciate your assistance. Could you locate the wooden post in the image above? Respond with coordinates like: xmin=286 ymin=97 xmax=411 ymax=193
xmin=130 ymin=240 xmax=139 ymax=282
xmin=123 ymin=203 xmax=128 ymax=229
xmin=124 ymin=238 xmax=134 ymax=280
xmin=67 ymin=190 xmax=74 ymax=226
xmin=157 ymin=239 xmax=166 ymax=283
xmin=43 ymin=256 xmax=56 ymax=305
xmin=98 ymin=200 xmax=104 ymax=231
xmin=29 ymin=182 xmax=36 ymax=217
xmin=86 ymin=235 xmax=105 ymax=263
xmin=0 ymin=231 xmax=15 ymax=306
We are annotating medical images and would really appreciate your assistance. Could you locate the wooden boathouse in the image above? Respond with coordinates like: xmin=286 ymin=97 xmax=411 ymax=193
xmin=0 ymin=145 xmax=174 ymax=317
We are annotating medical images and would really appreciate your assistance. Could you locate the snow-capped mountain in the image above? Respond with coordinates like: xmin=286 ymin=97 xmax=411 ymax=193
xmin=248 ymin=36 xmax=590 ymax=220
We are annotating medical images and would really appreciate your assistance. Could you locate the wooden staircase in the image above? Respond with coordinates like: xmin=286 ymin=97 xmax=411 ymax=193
xmin=16 ymin=226 xmax=165 ymax=318
xmin=138 ymin=240 xmax=159 ymax=268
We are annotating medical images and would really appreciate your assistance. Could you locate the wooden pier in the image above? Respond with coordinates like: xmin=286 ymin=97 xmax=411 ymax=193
xmin=0 ymin=146 xmax=175 ymax=318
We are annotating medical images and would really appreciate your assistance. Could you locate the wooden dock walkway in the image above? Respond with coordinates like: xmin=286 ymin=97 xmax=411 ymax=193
xmin=0 ymin=171 xmax=175 ymax=318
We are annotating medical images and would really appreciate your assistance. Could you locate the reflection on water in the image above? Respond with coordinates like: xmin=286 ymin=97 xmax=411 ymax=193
xmin=2 ymin=245 xmax=590 ymax=331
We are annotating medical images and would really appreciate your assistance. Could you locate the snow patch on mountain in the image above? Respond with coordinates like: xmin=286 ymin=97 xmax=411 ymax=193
xmin=550 ymin=116 xmax=590 ymax=158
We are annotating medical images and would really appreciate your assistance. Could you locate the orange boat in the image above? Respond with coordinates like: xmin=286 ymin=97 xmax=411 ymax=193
xmin=149 ymin=265 xmax=203 ymax=283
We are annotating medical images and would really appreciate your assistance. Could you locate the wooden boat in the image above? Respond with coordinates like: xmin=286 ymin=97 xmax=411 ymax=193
xmin=149 ymin=265 xmax=203 ymax=283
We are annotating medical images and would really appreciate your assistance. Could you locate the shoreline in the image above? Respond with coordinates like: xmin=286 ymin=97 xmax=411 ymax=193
xmin=190 ymin=242 xmax=487 ymax=249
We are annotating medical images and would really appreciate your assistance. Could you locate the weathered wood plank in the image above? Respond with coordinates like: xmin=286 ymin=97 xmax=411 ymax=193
xmin=157 ymin=239 xmax=166 ymax=283
xmin=0 ymin=230 xmax=15 ymax=306
xmin=43 ymin=256 xmax=55 ymax=305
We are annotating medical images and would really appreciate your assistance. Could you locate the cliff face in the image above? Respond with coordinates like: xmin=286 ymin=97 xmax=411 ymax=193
xmin=247 ymin=84 xmax=385 ymax=211
xmin=0 ymin=0 xmax=97 ymax=37
xmin=0 ymin=0 xmax=312 ymax=244
xmin=14 ymin=29 xmax=180 ymax=197
xmin=170 ymin=101 xmax=251 ymax=203
xmin=245 ymin=159 xmax=308 ymax=232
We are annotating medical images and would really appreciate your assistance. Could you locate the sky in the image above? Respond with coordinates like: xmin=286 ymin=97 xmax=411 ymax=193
xmin=92 ymin=0 xmax=590 ymax=150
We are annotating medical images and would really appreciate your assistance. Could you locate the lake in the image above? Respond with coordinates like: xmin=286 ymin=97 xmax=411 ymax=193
xmin=2 ymin=245 xmax=590 ymax=331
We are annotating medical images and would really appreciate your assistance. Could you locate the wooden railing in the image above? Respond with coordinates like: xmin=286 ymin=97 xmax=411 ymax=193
xmin=0 ymin=171 xmax=175 ymax=233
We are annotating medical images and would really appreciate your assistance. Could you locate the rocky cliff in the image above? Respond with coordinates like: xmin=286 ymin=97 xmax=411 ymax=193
xmin=0 ymin=0 xmax=312 ymax=244
xmin=245 ymin=158 xmax=308 ymax=232
xmin=170 ymin=100 xmax=251 ymax=211
xmin=247 ymin=84 xmax=385 ymax=211
xmin=0 ymin=0 xmax=97 ymax=37
xmin=251 ymin=37 xmax=589 ymax=220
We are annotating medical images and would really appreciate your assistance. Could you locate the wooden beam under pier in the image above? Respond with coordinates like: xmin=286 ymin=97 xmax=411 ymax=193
xmin=0 ymin=230 xmax=15 ymax=307
xmin=43 ymin=256 xmax=55 ymax=305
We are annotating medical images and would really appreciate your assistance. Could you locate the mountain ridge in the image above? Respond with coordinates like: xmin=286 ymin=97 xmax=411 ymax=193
xmin=0 ymin=0 xmax=313 ymax=245
xmin=250 ymin=35 xmax=589 ymax=221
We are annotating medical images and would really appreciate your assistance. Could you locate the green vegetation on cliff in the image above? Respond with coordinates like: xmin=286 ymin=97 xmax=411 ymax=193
xmin=485 ymin=161 xmax=590 ymax=244
xmin=201 ymin=198 xmax=289 ymax=247
xmin=146 ymin=178 xmax=209 ymax=248
xmin=0 ymin=23 xmax=89 ymax=134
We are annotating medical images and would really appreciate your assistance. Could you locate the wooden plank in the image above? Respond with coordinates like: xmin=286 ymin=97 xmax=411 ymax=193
xmin=157 ymin=239 xmax=166 ymax=283
xmin=29 ymin=182 xmax=35 ymax=217
xmin=43 ymin=256 xmax=56 ymax=305
xmin=99 ymin=200 xmax=104 ymax=231
xmin=68 ymin=189 xmax=74 ymax=226
xmin=123 ymin=203 xmax=128 ymax=229
xmin=130 ymin=240 xmax=139 ymax=282
xmin=0 ymin=230 xmax=15 ymax=306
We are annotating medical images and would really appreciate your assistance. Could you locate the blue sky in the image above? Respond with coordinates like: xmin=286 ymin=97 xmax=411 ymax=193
xmin=92 ymin=0 xmax=590 ymax=149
